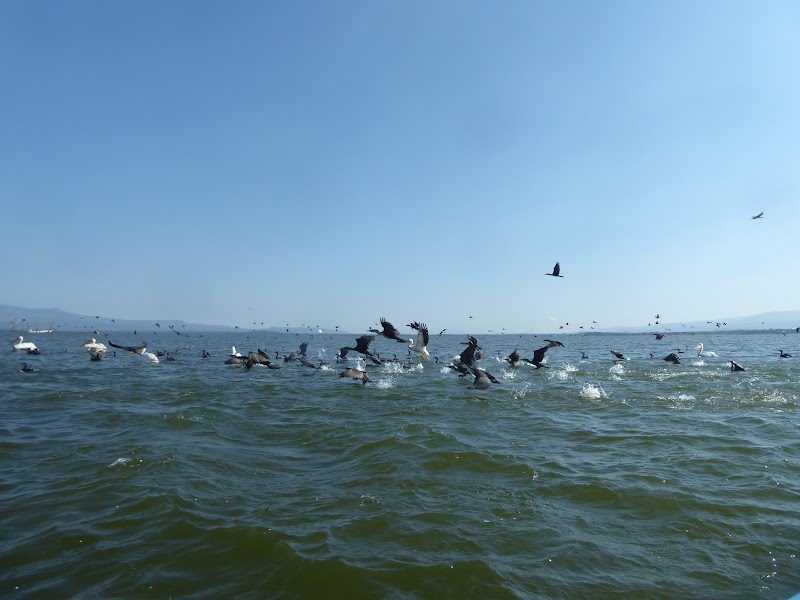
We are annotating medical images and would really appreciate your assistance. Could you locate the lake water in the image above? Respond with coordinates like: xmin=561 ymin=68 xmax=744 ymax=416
xmin=2 ymin=329 xmax=799 ymax=598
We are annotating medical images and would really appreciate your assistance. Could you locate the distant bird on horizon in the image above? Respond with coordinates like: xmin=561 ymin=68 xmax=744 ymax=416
xmin=751 ymin=212 xmax=764 ymax=219
xmin=545 ymin=262 xmax=563 ymax=277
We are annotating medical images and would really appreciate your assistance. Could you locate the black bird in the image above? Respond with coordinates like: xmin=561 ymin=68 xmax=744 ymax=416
xmin=654 ymin=333 xmax=665 ymax=340
xmin=545 ymin=262 xmax=563 ymax=277
xmin=19 ymin=362 xmax=35 ymax=373
xmin=581 ymin=352 xmax=589 ymax=359
xmin=438 ymin=328 xmax=447 ymax=336
xmin=506 ymin=349 xmax=520 ymax=366
xmin=108 ymin=340 xmax=148 ymax=355
xmin=298 ymin=342 xmax=309 ymax=356
xmin=779 ymin=350 xmax=793 ymax=358
xmin=338 ymin=335 xmax=382 ymax=365
xmin=339 ymin=367 xmax=370 ymax=385
xmin=729 ymin=360 xmax=746 ymax=372
xmin=664 ymin=353 xmax=681 ymax=364
xmin=370 ymin=318 xmax=408 ymax=343
xmin=458 ymin=336 xmax=481 ymax=368
xmin=751 ymin=212 xmax=764 ymax=219
xmin=543 ymin=339 xmax=565 ymax=347
xmin=522 ymin=341 xmax=561 ymax=368
xmin=610 ymin=350 xmax=625 ymax=360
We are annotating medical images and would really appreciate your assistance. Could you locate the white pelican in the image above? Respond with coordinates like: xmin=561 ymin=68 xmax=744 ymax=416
xmin=83 ymin=338 xmax=108 ymax=352
xmin=406 ymin=322 xmax=430 ymax=358
xmin=695 ymin=343 xmax=718 ymax=358
xmin=10 ymin=336 xmax=37 ymax=352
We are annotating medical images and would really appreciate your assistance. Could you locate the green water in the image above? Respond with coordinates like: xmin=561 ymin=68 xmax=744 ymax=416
xmin=2 ymin=331 xmax=799 ymax=598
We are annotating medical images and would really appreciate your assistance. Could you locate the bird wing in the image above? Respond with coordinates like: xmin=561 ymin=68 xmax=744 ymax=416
xmin=380 ymin=318 xmax=402 ymax=339
xmin=459 ymin=344 xmax=477 ymax=365
xmin=532 ymin=345 xmax=549 ymax=365
xmin=409 ymin=322 xmax=429 ymax=346
xmin=354 ymin=335 xmax=376 ymax=353
xmin=108 ymin=340 xmax=135 ymax=352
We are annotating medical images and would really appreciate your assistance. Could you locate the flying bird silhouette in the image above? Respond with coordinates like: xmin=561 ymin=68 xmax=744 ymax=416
xmin=545 ymin=262 xmax=563 ymax=277
xmin=751 ymin=212 xmax=764 ymax=219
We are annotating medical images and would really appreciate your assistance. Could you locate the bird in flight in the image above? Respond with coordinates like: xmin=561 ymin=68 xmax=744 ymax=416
xmin=545 ymin=262 xmax=563 ymax=277
xmin=751 ymin=212 xmax=764 ymax=219
xmin=369 ymin=318 xmax=408 ymax=343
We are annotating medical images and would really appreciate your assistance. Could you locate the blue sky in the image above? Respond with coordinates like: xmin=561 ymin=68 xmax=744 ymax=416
xmin=2 ymin=1 xmax=799 ymax=333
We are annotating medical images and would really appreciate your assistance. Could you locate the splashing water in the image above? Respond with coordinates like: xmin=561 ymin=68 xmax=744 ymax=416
xmin=580 ymin=383 xmax=608 ymax=400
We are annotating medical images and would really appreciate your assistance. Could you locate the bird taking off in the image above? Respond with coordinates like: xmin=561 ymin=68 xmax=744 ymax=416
xmin=751 ymin=212 xmax=764 ymax=219
xmin=545 ymin=262 xmax=563 ymax=277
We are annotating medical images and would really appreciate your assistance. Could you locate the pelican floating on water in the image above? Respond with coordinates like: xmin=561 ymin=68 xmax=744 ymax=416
xmin=695 ymin=344 xmax=718 ymax=358
xmin=83 ymin=338 xmax=108 ymax=352
xmin=10 ymin=336 xmax=37 ymax=352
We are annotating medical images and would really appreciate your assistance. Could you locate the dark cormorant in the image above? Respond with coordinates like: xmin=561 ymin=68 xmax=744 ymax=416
xmin=545 ymin=262 xmax=563 ymax=277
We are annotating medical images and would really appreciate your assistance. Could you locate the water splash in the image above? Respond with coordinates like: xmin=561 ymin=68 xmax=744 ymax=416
xmin=580 ymin=383 xmax=608 ymax=400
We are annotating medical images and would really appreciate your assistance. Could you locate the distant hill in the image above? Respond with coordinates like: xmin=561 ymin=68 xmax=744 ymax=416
xmin=602 ymin=310 xmax=800 ymax=333
xmin=0 ymin=305 xmax=345 ymax=334
xmin=0 ymin=305 xmax=234 ymax=334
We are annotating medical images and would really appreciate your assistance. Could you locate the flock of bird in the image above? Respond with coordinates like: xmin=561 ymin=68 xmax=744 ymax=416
xmin=12 ymin=310 xmax=795 ymax=382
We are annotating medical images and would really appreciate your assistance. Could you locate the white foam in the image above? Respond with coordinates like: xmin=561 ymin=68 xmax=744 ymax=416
xmin=580 ymin=383 xmax=608 ymax=400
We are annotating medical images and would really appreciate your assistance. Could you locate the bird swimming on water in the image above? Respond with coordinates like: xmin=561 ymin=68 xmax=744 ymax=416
xmin=695 ymin=343 xmax=718 ymax=358
xmin=729 ymin=360 xmax=745 ymax=372
xmin=545 ymin=262 xmax=563 ymax=277
xmin=779 ymin=350 xmax=793 ymax=358
xmin=19 ymin=362 xmax=35 ymax=373
xmin=10 ymin=336 xmax=37 ymax=353
xmin=339 ymin=367 xmax=370 ymax=385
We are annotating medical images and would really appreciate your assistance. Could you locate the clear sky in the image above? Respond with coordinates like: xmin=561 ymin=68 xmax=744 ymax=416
xmin=2 ymin=1 xmax=799 ymax=334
